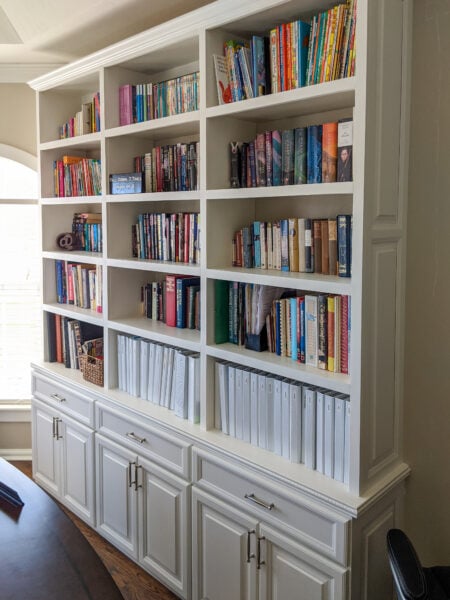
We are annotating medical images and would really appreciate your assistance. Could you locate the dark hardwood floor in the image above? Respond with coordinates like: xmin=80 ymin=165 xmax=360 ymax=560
xmin=10 ymin=461 xmax=179 ymax=600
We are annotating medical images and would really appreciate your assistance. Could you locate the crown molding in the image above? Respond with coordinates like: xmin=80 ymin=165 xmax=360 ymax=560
xmin=28 ymin=0 xmax=287 ymax=91
xmin=0 ymin=63 xmax=62 ymax=83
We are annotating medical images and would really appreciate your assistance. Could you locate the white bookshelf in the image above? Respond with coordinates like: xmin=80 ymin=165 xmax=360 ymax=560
xmin=30 ymin=1 xmax=413 ymax=598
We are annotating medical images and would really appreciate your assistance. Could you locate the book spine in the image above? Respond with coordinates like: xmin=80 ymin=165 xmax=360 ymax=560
xmin=322 ymin=121 xmax=338 ymax=183
xmin=337 ymin=214 xmax=351 ymax=277
xmin=271 ymin=130 xmax=282 ymax=186
xmin=294 ymin=126 xmax=307 ymax=185
xmin=307 ymin=124 xmax=323 ymax=184
xmin=318 ymin=293 xmax=328 ymax=370
xmin=281 ymin=129 xmax=294 ymax=185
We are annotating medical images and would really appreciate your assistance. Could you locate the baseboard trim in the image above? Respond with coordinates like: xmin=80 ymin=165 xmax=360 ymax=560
xmin=0 ymin=448 xmax=32 ymax=461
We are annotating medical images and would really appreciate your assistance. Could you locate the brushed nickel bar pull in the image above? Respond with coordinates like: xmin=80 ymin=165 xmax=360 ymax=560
xmin=257 ymin=536 xmax=266 ymax=570
xmin=52 ymin=416 xmax=56 ymax=438
xmin=126 ymin=431 xmax=146 ymax=444
xmin=134 ymin=464 xmax=142 ymax=491
xmin=128 ymin=461 xmax=136 ymax=488
xmin=244 ymin=493 xmax=275 ymax=511
xmin=51 ymin=393 xmax=66 ymax=403
xmin=55 ymin=418 xmax=63 ymax=440
xmin=247 ymin=530 xmax=255 ymax=563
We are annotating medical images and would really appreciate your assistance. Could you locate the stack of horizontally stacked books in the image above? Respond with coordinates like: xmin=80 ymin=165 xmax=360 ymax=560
xmin=117 ymin=334 xmax=200 ymax=423
xmin=216 ymin=361 xmax=350 ymax=484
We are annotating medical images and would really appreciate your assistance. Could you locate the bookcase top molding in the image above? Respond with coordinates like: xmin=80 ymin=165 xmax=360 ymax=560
xmin=27 ymin=0 xmax=296 ymax=92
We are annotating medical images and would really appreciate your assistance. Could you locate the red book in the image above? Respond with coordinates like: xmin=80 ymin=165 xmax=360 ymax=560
xmin=165 ymin=274 xmax=178 ymax=327
xmin=184 ymin=213 xmax=190 ymax=263
xmin=55 ymin=313 xmax=63 ymax=363
xmin=322 ymin=121 xmax=338 ymax=183
xmin=340 ymin=294 xmax=349 ymax=374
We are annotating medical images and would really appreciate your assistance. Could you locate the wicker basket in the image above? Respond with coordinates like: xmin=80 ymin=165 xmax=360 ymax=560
xmin=79 ymin=353 xmax=104 ymax=387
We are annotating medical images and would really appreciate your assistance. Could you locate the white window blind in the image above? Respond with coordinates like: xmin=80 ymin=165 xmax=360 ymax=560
xmin=0 ymin=156 xmax=41 ymax=401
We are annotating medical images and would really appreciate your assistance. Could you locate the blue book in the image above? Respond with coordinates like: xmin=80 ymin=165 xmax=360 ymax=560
xmin=281 ymin=129 xmax=294 ymax=185
xmin=294 ymin=127 xmax=307 ymax=184
xmin=297 ymin=21 xmax=311 ymax=87
xmin=272 ymin=130 xmax=282 ymax=185
xmin=251 ymin=35 xmax=267 ymax=96
xmin=280 ymin=219 xmax=289 ymax=272
xmin=290 ymin=297 xmax=297 ymax=361
xmin=176 ymin=276 xmax=200 ymax=328
xmin=299 ymin=296 xmax=306 ymax=363
xmin=337 ymin=214 xmax=352 ymax=277
xmin=253 ymin=221 xmax=261 ymax=268
xmin=307 ymin=124 xmax=323 ymax=184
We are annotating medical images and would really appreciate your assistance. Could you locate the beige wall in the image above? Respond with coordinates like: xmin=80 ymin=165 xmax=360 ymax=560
xmin=0 ymin=83 xmax=36 ymax=456
xmin=404 ymin=0 xmax=450 ymax=565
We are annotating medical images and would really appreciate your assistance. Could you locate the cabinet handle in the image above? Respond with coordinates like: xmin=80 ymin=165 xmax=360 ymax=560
xmin=55 ymin=417 xmax=63 ymax=440
xmin=126 ymin=431 xmax=146 ymax=444
xmin=247 ymin=529 xmax=255 ymax=563
xmin=257 ymin=536 xmax=266 ymax=570
xmin=134 ymin=464 xmax=142 ymax=491
xmin=244 ymin=493 xmax=275 ymax=511
xmin=128 ymin=461 xmax=136 ymax=488
xmin=51 ymin=393 xmax=66 ymax=403
xmin=52 ymin=416 xmax=57 ymax=438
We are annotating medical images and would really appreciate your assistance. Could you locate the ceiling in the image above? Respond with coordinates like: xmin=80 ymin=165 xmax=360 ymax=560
xmin=0 ymin=0 xmax=214 ymax=82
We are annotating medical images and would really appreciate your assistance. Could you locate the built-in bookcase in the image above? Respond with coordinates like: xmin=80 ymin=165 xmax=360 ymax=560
xmin=31 ymin=0 xmax=411 ymax=516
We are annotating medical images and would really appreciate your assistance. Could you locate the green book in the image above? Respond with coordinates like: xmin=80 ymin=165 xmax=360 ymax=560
xmin=214 ymin=279 xmax=229 ymax=343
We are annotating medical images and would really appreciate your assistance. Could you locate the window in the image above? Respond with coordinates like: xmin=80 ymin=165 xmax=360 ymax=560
xmin=0 ymin=149 xmax=41 ymax=402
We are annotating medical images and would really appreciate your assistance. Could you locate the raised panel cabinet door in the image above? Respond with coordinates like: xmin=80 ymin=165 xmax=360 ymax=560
xmin=95 ymin=434 xmax=138 ymax=559
xmin=258 ymin=524 xmax=347 ymax=600
xmin=59 ymin=415 xmax=95 ymax=526
xmin=138 ymin=456 xmax=190 ymax=599
xmin=192 ymin=487 xmax=258 ymax=600
xmin=32 ymin=400 xmax=60 ymax=497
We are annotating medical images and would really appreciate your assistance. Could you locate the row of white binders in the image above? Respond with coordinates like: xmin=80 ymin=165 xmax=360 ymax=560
xmin=117 ymin=334 xmax=200 ymax=423
xmin=215 ymin=361 xmax=350 ymax=484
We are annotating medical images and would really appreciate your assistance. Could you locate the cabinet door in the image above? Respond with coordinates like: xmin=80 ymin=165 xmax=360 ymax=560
xmin=32 ymin=400 xmax=60 ymax=497
xmin=138 ymin=456 xmax=190 ymax=599
xmin=192 ymin=487 xmax=258 ymax=600
xmin=95 ymin=433 xmax=138 ymax=559
xmin=258 ymin=524 xmax=347 ymax=600
xmin=59 ymin=414 xmax=95 ymax=526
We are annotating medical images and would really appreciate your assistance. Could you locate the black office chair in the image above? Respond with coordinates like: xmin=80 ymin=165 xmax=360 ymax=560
xmin=387 ymin=528 xmax=450 ymax=599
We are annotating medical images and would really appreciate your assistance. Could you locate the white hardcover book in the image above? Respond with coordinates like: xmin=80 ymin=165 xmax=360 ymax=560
xmin=130 ymin=336 xmax=140 ymax=397
xmin=257 ymin=372 xmax=267 ymax=449
xmin=173 ymin=350 xmax=188 ymax=419
xmin=305 ymin=294 xmax=318 ymax=367
xmin=344 ymin=397 xmax=351 ymax=485
xmin=273 ymin=377 xmax=283 ymax=456
xmin=303 ymin=386 xmax=317 ymax=470
xmin=147 ymin=342 xmax=156 ymax=403
xmin=216 ymin=361 xmax=229 ymax=434
xmin=242 ymin=368 xmax=251 ymax=443
xmin=281 ymin=379 xmax=291 ymax=460
xmin=153 ymin=343 xmax=164 ymax=405
xmin=214 ymin=360 xmax=222 ymax=431
xmin=235 ymin=367 xmax=244 ymax=440
xmin=126 ymin=335 xmax=132 ymax=394
xmin=117 ymin=334 xmax=125 ymax=391
xmin=228 ymin=365 xmax=236 ymax=438
xmin=315 ymin=389 xmax=326 ymax=474
xmin=324 ymin=392 xmax=336 ymax=478
xmin=250 ymin=370 xmax=259 ymax=446
xmin=289 ymin=382 xmax=302 ymax=463
xmin=139 ymin=339 xmax=149 ymax=400
xmin=265 ymin=376 xmax=275 ymax=452
xmin=159 ymin=345 xmax=169 ymax=406
xmin=187 ymin=353 xmax=200 ymax=424
xmin=165 ymin=347 xmax=175 ymax=409
xmin=334 ymin=394 xmax=346 ymax=482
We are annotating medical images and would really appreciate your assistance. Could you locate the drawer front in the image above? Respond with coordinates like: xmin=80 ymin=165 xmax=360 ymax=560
xmin=32 ymin=372 xmax=94 ymax=427
xmin=96 ymin=402 xmax=191 ymax=479
xmin=193 ymin=448 xmax=349 ymax=565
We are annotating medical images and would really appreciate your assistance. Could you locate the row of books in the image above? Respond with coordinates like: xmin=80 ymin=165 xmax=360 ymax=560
xmin=141 ymin=275 xmax=201 ymax=330
xmin=55 ymin=260 xmax=103 ymax=313
xmin=230 ymin=119 xmax=353 ymax=189
xmin=232 ymin=215 xmax=352 ymax=277
xmin=119 ymin=72 xmax=199 ymax=125
xmin=117 ymin=334 xmax=200 ymax=423
xmin=72 ymin=212 xmax=102 ymax=253
xmin=53 ymin=156 xmax=102 ymax=197
xmin=46 ymin=313 xmax=103 ymax=369
xmin=215 ymin=281 xmax=350 ymax=374
xmin=215 ymin=361 xmax=350 ymax=483
xmin=59 ymin=92 xmax=101 ymax=139
xmin=132 ymin=211 xmax=200 ymax=264
xmin=214 ymin=0 xmax=356 ymax=104
xmin=132 ymin=141 xmax=199 ymax=193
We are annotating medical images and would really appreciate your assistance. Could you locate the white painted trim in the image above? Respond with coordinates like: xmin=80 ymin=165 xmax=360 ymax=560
xmin=0 ymin=448 xmax=32 ymax=461
xmin=0 ymin=63 xmax=62 ymax=84
xmin=0 ymin=404 xmax=32 ymax=422
xmin=0 ymin=144 xmax=37 ymax=171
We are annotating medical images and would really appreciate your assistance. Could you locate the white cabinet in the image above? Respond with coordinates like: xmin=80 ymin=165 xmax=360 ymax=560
xmin=192 ymin=487 xmax=347 ymax=600
xmin=32 ymin=397 xmax=95 ymax=525
xmin=96 ymin=432 xmax=191 ymax=599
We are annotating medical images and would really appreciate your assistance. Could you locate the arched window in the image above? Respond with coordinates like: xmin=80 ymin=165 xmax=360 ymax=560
xmin=0 ymin=146 xmax=41 ymax=402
